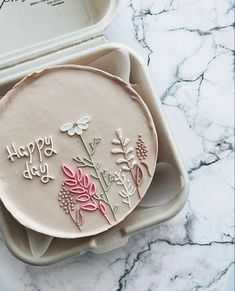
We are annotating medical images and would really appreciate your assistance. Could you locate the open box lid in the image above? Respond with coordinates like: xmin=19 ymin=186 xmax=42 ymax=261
xmin=0 ymin=0 xmax=120 ymax=70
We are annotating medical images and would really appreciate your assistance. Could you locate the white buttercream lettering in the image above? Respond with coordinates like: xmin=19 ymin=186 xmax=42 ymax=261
xmin=23 ymin=161 xmax=54 ymax=183
xmin=6 ymin=143 xmax=20 ymax=162
xmin=6 ymin=136 xmax=57 ymax=184
xmin=44 ymin=136 xmax=57 ymax=157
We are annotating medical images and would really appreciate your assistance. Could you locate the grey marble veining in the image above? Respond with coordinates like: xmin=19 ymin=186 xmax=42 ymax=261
xmin=0 ymin=0 xmax=234 ymax=290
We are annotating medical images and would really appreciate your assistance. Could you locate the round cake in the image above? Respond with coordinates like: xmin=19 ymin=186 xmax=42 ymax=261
xmin=0 ymin=65 xmax=158 ymax=238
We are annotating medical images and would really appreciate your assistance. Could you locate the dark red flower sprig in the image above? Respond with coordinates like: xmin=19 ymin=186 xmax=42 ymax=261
xmin=60 ymin=164 xmax=111 ymax=228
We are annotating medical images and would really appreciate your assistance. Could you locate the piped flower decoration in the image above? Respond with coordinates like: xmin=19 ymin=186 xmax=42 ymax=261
xmin=59 ymin=164 xmax=111 ymax=229
xmin=60 ymin=116 xmax=91 ymax=136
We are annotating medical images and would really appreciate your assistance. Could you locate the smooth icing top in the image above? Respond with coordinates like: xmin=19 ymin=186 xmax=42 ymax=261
xmin=0 ymin=65 xmax=158 ymax=238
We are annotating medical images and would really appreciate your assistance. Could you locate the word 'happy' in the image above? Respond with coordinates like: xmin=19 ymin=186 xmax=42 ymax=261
xmin=6 ymin=136 xmax=57 ymax=184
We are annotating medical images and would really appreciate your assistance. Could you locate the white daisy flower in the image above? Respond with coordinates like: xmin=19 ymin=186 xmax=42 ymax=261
xmin=60 ymin=116 xmax=91 ymax=136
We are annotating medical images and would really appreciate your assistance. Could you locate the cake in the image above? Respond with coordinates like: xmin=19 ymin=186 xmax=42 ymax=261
xmin=0 ymin=65 xmax=158 ymax=238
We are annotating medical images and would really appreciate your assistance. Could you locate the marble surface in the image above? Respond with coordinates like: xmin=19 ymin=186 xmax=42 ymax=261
xmin=0 ymin=0 xmax=234 ymax=290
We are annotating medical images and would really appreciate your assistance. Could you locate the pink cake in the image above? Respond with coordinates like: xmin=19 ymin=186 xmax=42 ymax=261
xmin=0 ymin=65 xmax=158 ymax=238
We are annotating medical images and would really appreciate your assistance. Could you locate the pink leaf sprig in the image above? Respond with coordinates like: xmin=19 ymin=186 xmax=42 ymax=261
xmin=61 ymin=164 xmax=111 ymax=226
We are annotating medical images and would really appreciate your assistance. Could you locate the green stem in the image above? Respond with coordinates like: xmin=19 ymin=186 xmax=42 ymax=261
xmin=80 ymin=135 xmax=117 ymax=220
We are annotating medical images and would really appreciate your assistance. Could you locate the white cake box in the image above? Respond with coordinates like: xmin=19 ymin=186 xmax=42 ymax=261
xmin=0 ymin=0 xmax=189 ymax=265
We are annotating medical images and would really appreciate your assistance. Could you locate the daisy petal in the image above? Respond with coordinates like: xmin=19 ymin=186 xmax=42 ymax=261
xmin=75 ymin=126 xmax=83 ymax=135
xmin=77 ymin=116 xmax=91 ymax=124
xmin=68 ymin=127 xmax=76 ymax=136
xmin=60 ymin=123 xmax=73 ymax=132
xmin=78 ymin=123 xmax=88 ymax=129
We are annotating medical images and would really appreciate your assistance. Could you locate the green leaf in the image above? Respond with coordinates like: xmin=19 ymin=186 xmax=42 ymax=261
xmin=114 ymin=205 xmax=119 ymax=214
xmin=89 ymin=137 xmax=101 ymax=155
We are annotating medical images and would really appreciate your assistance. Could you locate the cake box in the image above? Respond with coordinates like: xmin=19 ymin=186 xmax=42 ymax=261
xmin=0 ymin=0 xmax=189 ymax=265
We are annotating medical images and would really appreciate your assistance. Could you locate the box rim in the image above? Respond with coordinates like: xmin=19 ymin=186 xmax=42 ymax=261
xmin=0 ymin=0 xmax=121 ymax=71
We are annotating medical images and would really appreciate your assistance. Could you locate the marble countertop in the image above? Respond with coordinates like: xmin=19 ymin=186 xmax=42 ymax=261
xmin=0 ymin=0 xmax=234 ymax=290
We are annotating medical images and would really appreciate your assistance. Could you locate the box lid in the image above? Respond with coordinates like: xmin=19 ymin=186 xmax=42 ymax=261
xmin=0 ymin=0 xmax=120 ymax=70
